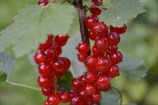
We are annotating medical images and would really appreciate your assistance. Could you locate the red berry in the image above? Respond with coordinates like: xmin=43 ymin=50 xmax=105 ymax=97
xmin=72 ymin=78 xmax=82 ymax=90
xmin=71 ymin=96 xmax=83 ymax=105
xmin=38 ymin=62 xmax=52 ymax=76
xmin=60 ymin=92 xmax=71 ymax=103
xmin=51 ymin=42 xmax=62 ymax=56
xmin=95 ymin=56 xmax=111 ymax=73
xmin=62 ymin=57 xmax=71 ymax=69
xmin=91 ymin=22 xmax=108 ymax=39
xmin=108 ymin=45 xmax=118 ymax=53
xmin=107 ymin=65 xmax=119 ymax=78
xmin=88 ymin=31 xmax=97 ymax=40
xmin=77 ymin=42 xmax=90 ymax=54
xmin=94 ymin=38 xmax=108 ymax=53
xmin=84 ymin=71 xmax=96 ymax=83
xmin=54 ymin=34 xmax=69 ymax=46
xmin=96 ymin=74 xmax=110 ymax=91
xmin=34 ymin=51 xmax=45 ymax=64
xmin=85 ymin=55 xmax=97 ymax=68
xmin=42 ymin=87 xmax=55 ymax=96
xmin=85 ymin=15 xmax=98 ymax=29
xmin=92 ymin=93 xmax=102 ymax=103
xmin=44 ymin=48 xmax=58 ymax=62
xmin=44 ymin=100 xmax=49 ymax=105
xmin=109 ymin=51 xmax=122 ymax=64
xmin=39 ymin=35 xmax=53 ymax=50
xmin=47 ymin=94 xmax=60 ymax=105
xmin=92 ymin=45 xmax=100 ymax=55
xmin=37 ymin=75 xmax=52 ymax=88
xmin=77 ymin=53 xmax=88 ymax=62
xmin=110 ymin=24 xmax=127 ymax=34
xmin=84 ymin=84 xmax=97 ymax=95
xmin=90 ymin=7 xmax=101 ymax=16
xmin=38 ymin=0 xmax=49 ymax=6
xmin=108 ymin=32 xmax=120 ymax=45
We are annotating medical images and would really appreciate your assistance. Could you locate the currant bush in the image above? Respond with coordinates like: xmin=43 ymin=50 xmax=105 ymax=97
xmin=34 ymin=0 xmax=127 ymax=105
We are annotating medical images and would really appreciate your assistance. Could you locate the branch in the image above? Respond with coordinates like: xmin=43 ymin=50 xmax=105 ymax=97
xmin=72 ymin=0 xmax=90 ymax=45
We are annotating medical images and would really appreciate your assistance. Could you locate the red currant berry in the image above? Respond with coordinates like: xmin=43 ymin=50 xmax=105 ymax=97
xmin=85 ymin=15 xmax=98 ymax=29
xmin=92 ymin=93 xmax=102 ymax=103
xmin=85 ymin=55 xmax=97 ymax=68
xmin=94 ymin=38 xmax=108 ymax=53
xmin=84 ymin=71 xmax=96 ymax=83
xmin=37 ymin=75 xmax=52 ymax=88
xmin=72 ymin=78 xmax=82 ymax=90
xmin=90 ymin=8 xmax=101 ymax=16
xmin=39 ymin=35 xmax=53 ymax=50
xmin=108 ymin=32 xmax=120 ymax=45
xmin=108 ymin=45 xmax=118 ymax=53
xmin=92 ymin=45 xmax=100 ymax=55
xmin=38 ymin=62 xmax=52 ymax=76
xmin=96 ymin=74 xmax=110 ymax=91
xmin=84 ymin=84 xmax=97 ymax=95
xmin=42 ymin=87 xmax=55 ymax=96
xmin=44 ymin=100 xmax=49 ymax=105
xmin=71 ymin=96 xmax=83 ymax=105
xmin=60 ymin=92 xmax=71 ymax=103
xmin=54 ymin=34 xmax=69 ymax=46
xmin=95 ymin=56 xmax=111 ymax=72
xmin=44 ymin=48 xmax=58 ymax=62
xmin=91 ymin=22 xmax=108 ymax=39
xmin=38 ymin=0 xmax=49 ymax=6
xmin=47 ymin=94 xmax=60 ymax=105
xmin=88 ymin=31 xmax=97 ymax=40
xmin=62 ymin=57 xmax=71 ymax=69
xmin=34 ymin=51 xmax=45 ymax=64
xmin=77 ymin=42 xmax=90 ymax=54
xmin=77 ymin=53 xmax=88 ymax=62
xmin=51 ymin=42 xmax=62 ymax=56
xmin=110 ymin=24 xmax=127 ymax=34
xmin=109 ymin=51 xmax=122 ymax=64
xmin=107 ymin=65 xmax=119 ymax=78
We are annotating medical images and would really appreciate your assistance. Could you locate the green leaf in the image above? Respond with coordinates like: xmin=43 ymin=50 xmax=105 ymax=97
xmin=101 ymin=91 xmax=119 ymax=105
xmin=100 ymin=0 xmax=146 ymax=26
xmin=0 ymin=52 xmax=15 ymax=81
xmin=0 ymin=4 xmax=75 ymax=57
xmin=119 ymin=55 xmax=148 ymax=80
xmin=0 ymin=52 xmax=15 ymax=75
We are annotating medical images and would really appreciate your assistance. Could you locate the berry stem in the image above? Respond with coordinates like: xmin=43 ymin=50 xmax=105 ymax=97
xmin=6 ymin=79 xmax=41 ymax=91
xmin=72 ymin=0 xmax=90 ymax=54
xmin=111 ymin=87 xmax=123 ymax=105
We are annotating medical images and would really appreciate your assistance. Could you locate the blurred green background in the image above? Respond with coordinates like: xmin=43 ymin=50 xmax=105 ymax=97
xmin=0 ymin=0 xmax=158 ymax=105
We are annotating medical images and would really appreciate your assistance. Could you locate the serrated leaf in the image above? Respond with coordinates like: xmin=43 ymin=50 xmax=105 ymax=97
xmin=101 ymin=91 xmax=119 ymax=105
xmin=0 ymin=4 xmax=75 ymax=57
xmin=0 ymin=52 xmax=15 ymax=75
xmin=100 ymin=0 xmax=146 ymax=26
xmin=119 ymin=55 xmax=148 ymax=80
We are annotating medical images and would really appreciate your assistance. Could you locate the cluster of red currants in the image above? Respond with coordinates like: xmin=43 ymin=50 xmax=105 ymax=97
xmin=73 ymin=0 xmax=127 ymax=104
xmin=34 ymin=34 xmax=72 ymax=105
xmin=35 ymin=0 xmax=127 ymax=105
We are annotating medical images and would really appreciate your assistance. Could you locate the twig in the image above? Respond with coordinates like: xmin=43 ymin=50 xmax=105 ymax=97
xmin=111 ymin=87 xmax=123 ymax=105
xmin=6 ymin=80 xmax=41 ymax=91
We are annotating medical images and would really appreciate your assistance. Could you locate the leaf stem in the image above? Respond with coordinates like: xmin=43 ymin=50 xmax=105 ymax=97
xmin=111 ymin=87 xmax=123 ymax=105
xmin=6 ymin=80 xmax=41 ymax=91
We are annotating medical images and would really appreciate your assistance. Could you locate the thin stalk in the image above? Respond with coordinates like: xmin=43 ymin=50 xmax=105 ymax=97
xmin=111 ymin=87 xmax=123 ymax=105
xmin=6 ymin=80 xmax=41 ymax=91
